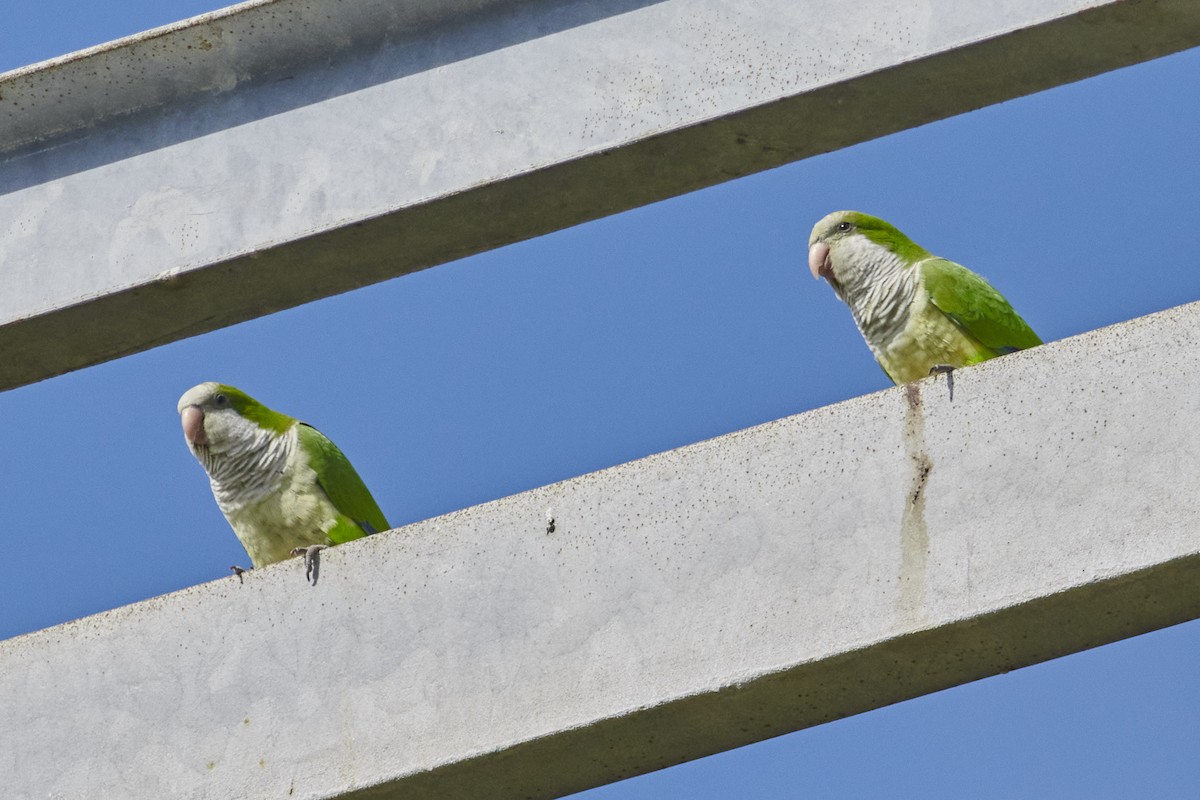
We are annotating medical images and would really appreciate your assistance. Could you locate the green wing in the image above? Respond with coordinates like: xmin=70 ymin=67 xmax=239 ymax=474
xmin=298 ymin=423 xmax=390 ymax=542
xmin=920 ymin=258 xmax=1042 ymax=354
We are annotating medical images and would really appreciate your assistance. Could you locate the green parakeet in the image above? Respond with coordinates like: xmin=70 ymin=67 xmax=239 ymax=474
xmin=178 ymin=382 xmax=389 ymax=569
xmin=808 ymin=211 xmax=1041 ymax=383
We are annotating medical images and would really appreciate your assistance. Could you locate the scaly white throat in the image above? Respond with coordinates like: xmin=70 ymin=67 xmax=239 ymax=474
xmin=192 ymin=413 xmax=296 ymax=516
xmin=833 ymin=234 xmax=920 ymax=357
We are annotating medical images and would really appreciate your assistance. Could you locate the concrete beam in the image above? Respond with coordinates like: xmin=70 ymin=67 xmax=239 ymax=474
xmin=3 ymin=0 xmax=1200 ymax=391
xmin=4 ymin=300 xmax=1200 ymax=799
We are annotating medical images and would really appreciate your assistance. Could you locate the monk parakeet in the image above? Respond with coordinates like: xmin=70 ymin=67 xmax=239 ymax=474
xmin=178 ymin=382 xmax=389 ymax=572
xmin=808 ymin=211 xmax=1041 ymax=383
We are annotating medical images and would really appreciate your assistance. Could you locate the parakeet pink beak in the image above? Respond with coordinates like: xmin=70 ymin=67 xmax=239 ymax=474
xmin=808 ymin=241 xmax=832 ymax=281
xmin=181 ymin=405 xmax=207 ymax=446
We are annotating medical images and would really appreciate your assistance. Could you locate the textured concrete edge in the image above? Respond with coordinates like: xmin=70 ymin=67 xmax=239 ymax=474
xmin=0 ymin=0 xmax=510 ymax=154
xmin=0 ymin=0 xmax=268 ymax=80
xmin=4 ymin=1 xmax=1199 ymax=393
xmin=339 ymin=553 xmax=1200 ymax=800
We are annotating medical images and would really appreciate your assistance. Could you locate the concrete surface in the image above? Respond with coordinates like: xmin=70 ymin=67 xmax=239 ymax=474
xmin=4 ymin=299 xmax=1200 ymax=799
xmin=3 ymin=0 xmax=1199 ymax=391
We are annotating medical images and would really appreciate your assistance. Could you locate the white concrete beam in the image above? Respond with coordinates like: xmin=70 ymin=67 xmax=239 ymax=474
xmin=2 ymin=0 xmax=1199 ymax=391
xmin=4 ymin=300 xmax=1200 ymax=799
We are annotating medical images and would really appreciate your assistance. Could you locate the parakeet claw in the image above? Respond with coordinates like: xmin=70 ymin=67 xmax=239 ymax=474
xmin=291 ymin=545 xmax=326 ymax=584
xmin=929 ymin=364 xmax=955 ymax=401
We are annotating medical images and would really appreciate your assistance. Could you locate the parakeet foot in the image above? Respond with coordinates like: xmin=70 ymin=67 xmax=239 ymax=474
xmin=929 ymin=364 xmax=955 ymax=401
xmin=291 ymin=545 xmax=326 ymax=585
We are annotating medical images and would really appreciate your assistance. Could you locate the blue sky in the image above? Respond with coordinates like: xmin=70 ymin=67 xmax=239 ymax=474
xmin=3 ymin=3 xmax=1200 ymax=797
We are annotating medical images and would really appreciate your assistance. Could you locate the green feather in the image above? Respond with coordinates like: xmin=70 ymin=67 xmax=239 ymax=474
xmin=847 ymin=212 xmax=931 ymax=265
xmin=297 ymin=424 xmax=390 ymax=541
xmin=919 ymin=258 xmax=1042 ymax=354
xmin=215 ymin=384 xmax=296 ymax=434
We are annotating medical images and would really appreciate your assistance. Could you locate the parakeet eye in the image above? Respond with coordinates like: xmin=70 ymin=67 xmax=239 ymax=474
xmin=215 ymin=393 xmax=228 ymax=406
xmin=837 ymin=221 xmax=851 ymax=232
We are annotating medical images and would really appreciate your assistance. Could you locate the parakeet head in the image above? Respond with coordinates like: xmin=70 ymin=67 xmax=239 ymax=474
xmin=807 ymin=211 xmax=930 ymax=299
xmin=177 ymin=382 xmax=294 ymax=459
